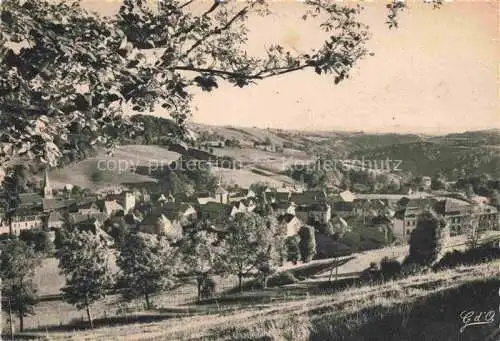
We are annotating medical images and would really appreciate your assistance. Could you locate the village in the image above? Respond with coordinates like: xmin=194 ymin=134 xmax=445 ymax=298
xmin=1 ymin=167 xmax=497 ymax=250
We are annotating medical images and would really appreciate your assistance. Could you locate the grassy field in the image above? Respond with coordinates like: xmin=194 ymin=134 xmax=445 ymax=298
xmin=15 ymin=262 xmax=499 ymax=341
xmin=7 ymin=232 xmax=497 ymax=339
xmin=36 ymin=144 xmax=305 ymax=190
xmin=36 ymin=145 xmax=182 ymax=191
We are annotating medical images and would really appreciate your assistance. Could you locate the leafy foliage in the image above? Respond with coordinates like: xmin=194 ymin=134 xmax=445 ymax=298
xmin=298 ymin=225 xmax=317 ymax=263
xmin=406 ymin=211 xmax=446 ymax=266
xmin=117 ymin=232 xmax=179 ymax=309
xmin=180 ymin=229 xmax=221 ymax=301
xmin=379 ymin=257 xmax=401 ymax=281
xmin=217 ymin=212 xmax=283 ymax=291
xmin=0 ymin=238 xmax=40 ymax=331
xmin=284 ymin=235 xmax=301 ymax=264
xmin=0 ymin=0 xmax=370 ymax=178
xmin=19 ymin=228 xmax=55 ymax=255
xmin=56 ymin=229 xmax=114 ymax=327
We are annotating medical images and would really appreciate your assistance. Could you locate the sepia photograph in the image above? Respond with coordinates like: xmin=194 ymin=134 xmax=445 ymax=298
xmin=0 ymin=0 xmax=498 ymax=340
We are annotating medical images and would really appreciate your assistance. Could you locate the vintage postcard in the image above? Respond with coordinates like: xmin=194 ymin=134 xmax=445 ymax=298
xmin=0 ymin=0 xmax=498 ymax=340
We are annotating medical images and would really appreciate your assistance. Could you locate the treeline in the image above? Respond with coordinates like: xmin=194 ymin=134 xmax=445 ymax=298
xmin=120 ymin=114 xmax=186 ymax=146
xmin=348 ymin=141 xmax=500 ymax=179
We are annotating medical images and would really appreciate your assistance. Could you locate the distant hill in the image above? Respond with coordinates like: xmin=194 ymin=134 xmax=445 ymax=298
xmin=31 ymin=120 xmax=499 ymax=190
xmin=348 ymin=130 xmax=500 ymax=178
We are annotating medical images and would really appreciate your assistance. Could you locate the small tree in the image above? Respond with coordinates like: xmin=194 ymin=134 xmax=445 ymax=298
xmin=71 ymin=185 xmax=83 ymax=196
xmin=258 ymin=214 xmax=286 ymax=289
xmin=298 ymin=225 xmax=317 ymax=263
xmin=57 ymin=230 xmax=114 ymax=329
xmin=19 ymin=228 xmax=55 ymax=255
xmin=181 ymin=230 xmax=220 ymax=302
xmin=117 ymin=232 xmax=178 ymax=310
xmin=104 ymin=217 xmax=130 ymax=249
xmin=0 ymin=239 xmax=40 ymax=333
xmin=379 ymin=257 xmax=401 ymax=281
xmin=2 ymin=165 xmax=28 ymax=235
xmin=284 ymin=236 xmax=301 ymax=265
xmin=407 ymin=211 xmax=446 ymax=266
xmin=217 ymin=212 xmax=279 ymax=292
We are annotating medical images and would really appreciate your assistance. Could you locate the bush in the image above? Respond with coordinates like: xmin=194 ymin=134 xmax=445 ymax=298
xmin=90 ymin=170 xmax=104 ymax=183
xmin=400 ymin=262 xmax=427 ymax=277
xmin=379 ymin=257 xmax=401 ymax=281
xmin=284 ymin=236 xmax=300 ymax=264
xmin=298 ymin=225 xmax=316 ymax=263
xmin=200 ymin=276 xmax=217 ymax=299
xmin=267 ymin=271 xmax=298 ymax=287
xmin=434 ymin=246 xmax=500 ymax=270
xmin=407 ymin=211 xmax=445 ymax=266
xmin=19 ymin=228 xmax=55 ymax=255
xmin=359 ymin=262 xmax=382 ymax=284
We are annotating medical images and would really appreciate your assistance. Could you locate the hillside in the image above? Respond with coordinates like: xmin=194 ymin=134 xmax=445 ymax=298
xmin=348 ymin=139 xmax=500 ymax=178
xmin=188 ymin=123 xmax=499 ymax=179
xmin=28 ymin=121 xmax=499 ymax=190
xmin=35 ymin=145 xmax=181 ymax=191
xmin=21 ymin=262 xmax=499 ymax=341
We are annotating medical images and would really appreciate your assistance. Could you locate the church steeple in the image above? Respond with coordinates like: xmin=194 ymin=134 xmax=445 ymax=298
xmin=214 ymin=175 xmax=228 ymax=204
xmin=42 ymin=169 xmax=53 ymax=199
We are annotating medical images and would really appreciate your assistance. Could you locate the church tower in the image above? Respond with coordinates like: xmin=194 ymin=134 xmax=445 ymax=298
xmin=42 ymin=169 xmax=53 ymax=199
xmin=214 ymin=176 xmax=229 ymax=204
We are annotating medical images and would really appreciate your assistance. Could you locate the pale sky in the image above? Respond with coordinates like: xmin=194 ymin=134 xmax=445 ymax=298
xmin=82 ymin=0 xmax=499 ymax=134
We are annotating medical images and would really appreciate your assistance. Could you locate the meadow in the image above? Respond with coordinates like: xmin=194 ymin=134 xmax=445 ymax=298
xmin=5 ymin=232 xmax=497 ymax=340
xmin=16 ymin=262 xmax=499 ymax=341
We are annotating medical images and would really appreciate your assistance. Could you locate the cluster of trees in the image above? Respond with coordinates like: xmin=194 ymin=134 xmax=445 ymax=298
xmin=454 ymin=174 xmax=499 ymax=205
xmin=0 ymin=211 xmax=289 ymax=331
xmin=349 ymin=139 xmax=500 ymax=180
xmin=287 ymin=160 xmax=402 ymax=193
xmin=126 ymin=115 xmax=185 ymax=146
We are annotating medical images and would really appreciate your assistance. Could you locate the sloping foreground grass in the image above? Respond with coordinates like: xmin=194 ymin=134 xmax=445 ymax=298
xmin=16 ymin=262 xmax=500 ymax=341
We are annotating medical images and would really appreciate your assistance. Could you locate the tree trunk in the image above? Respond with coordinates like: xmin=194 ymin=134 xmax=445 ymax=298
xmin=262 ymin=275 xmax=268 ymax=289
xmin=8 ymin=297 xmax=14 ymax=340
xmin=197 ymin=276 xmax=202 ymax=303
xmin=85 ymin=300 xmax=93 ymax=329
xmin=238 ymin=273 xmax=243 ymax=292
xmin=144 ymin=292 xmax=150 ymax=310
xmin=328 ymin=256 xmax=340 ymax=284
xmin=18 ymin=308 xmax=24 ymax=332
xmin=8 ymin=216 xmax=13 ymax=236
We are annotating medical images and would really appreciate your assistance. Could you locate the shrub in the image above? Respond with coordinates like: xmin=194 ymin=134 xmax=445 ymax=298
xmin=298 ymin=225 xmax=316 ymax=263
xmin=200 ymin=276 xmax=217 ymax=299
xmin=400 ymin=262 xmax=427 ymax=277
xmin=284 ymin=236 xmax=300 ymax=264
xmin=406 ymin=211 xmax=445 ymax=266
xmin=434 ymin=246 xmax=500 ymax=270
xmin=359 ymin=262 xmax=382 ymax=284
xmin=267 ymin=271 xmax=298 ymax=287
xmin=90 ymin=170 xmax=104 ymax=183
xmin=19 ymin=228 xmax=55 ymax=255
xmin=379 ymin=257 xmax=401 ymax=281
